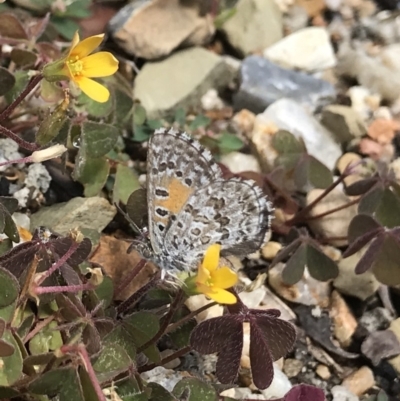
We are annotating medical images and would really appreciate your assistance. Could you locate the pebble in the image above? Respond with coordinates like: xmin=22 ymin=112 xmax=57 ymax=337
xmin=333 ymin=250 xmax=380 ymax=300
xmin=330 ymin=290 xmax=358 ymax=347
xmin=234 ymin=57 xmax=336 ymax=114
xmin=29 ymin=197 xmax=117 ymax=236
xmin=221 ymin=0 xmax=283 ymax=56
xmin=251 ymin=98 xmax=341 ymax=171
xmin=359 ymin=307 xmax=393 ymax=332
xmin=390 ymin=318 xmax=400 ymax=341
xmin=306 ymin=188 xmax=357 ymax=247
xmin=109 ymin=0 xmax=214 ymax=59
xmin=316 ymin=364 xmax=331 ymax=380
xmin=134 ymin=47 xmax=235 ymax=119
xmin=261 ymin=241 xmax=282 ymax=260
xmin=347 ymin=86 xmax=380 ymax=121
xmin=337 ymin=43 xmax=400 ymax=102
xmin=185 ymin=294 xmax=223 ymax=322
xmin=140 ymin=366 xmax=190 ymax=392
xmin=0 ymin=138 xmax=23 ymax=172
xmin=264 ymin=27 xmax=336 ymax=72
xmin=260 ymin=287 xmax=297 ymax=321
xmin=201 ymin=89 xmax=224 ymax=111
xmin=220 ymin=152 xmax=261 ymax=174
xmin=283 ymin=358 xmax=303 ymax=378
xmin=25 ymin=163 xmax=51 ymax=193
xmin=331 ymin=385 xmax=359 ymax=401
xmin=342 ymin=366 xmax=375 ymax=396
xmin=368 ymin=118 xmax=400 ymax=144
xmin=336 ymin=152 xmax=364 ymax=187
xmin=232 ymin=109 xmax=256 ymax=136
xmin=268 ymin=263 xmax=331 ymax=307
xmin=321 ymin=105 xmax=367 ymax=143
xmin=259 ymin=365 xmax=292 ymax=399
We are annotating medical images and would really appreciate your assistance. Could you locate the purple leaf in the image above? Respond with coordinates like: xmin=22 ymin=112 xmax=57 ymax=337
xmin=254 ymin=315 xmax=296 ymax=361
xmin=284 ymin=384 xmax=326 ymax=401
xmin=190 ymin=315 xmax=242 ymax=355
xmin=215 ymin=323 xmax=243 ymax=384
xmin=250 ymin=319 xmax=274 ymax=389
xmin=354 ymin=234 xmax=385 ymax=274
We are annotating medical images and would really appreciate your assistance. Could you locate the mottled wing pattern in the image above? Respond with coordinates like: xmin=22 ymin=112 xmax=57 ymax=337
xmin=163 ymin=178 xmax=273 ymax=271
xmin=147 ymin=128 xmax=222 ymax=255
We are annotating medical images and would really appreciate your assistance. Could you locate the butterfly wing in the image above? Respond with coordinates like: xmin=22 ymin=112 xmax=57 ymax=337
xmin=164 ymin=178 xmax=273 ymax=270
xmin=147 ymin=128 xmax=222 ymax=255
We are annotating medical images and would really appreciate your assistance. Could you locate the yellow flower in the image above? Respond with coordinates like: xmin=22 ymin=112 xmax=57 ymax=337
xmin=43 ymin=32 xmax=119 ymax=103
xmin=194 ymin=244 xmax=238 ymax=304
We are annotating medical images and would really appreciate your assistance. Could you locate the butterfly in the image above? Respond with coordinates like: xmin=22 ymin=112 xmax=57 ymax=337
xmin=130 ymin=128 xmax=273 ymax=273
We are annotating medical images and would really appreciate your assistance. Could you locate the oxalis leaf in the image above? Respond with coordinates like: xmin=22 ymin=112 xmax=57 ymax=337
xmin=81 ymin=121 xmax=119 ymax=158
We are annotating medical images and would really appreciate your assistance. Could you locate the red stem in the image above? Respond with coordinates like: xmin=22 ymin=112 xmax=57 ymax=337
xmin=0 ymin=73 xmax=43 ymax=121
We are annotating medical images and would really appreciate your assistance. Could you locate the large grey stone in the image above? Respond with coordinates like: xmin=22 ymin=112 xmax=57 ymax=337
xmin=135 ymin=47 xmax=236 ymax=119
xmin=30 ymin=197 xmax=116 ymax=236
xmin=234 ymin=56 xmax=335 ymax=114
xmin=221 ymin=0 xmax=283 ymax=56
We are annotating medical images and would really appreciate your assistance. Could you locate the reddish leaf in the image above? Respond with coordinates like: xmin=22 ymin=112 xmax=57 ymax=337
xmin=254 ymin=315 xmax=296 ymax=361
xmin=284 ymin=384 xmax=326 ymax=401
xmin=354 ymin=235 xmax=385 ymax=274
xmin=190 ymin=315 xmax=242 ymax=355
xmin=250 ymin=320 xmax=274 ymax=389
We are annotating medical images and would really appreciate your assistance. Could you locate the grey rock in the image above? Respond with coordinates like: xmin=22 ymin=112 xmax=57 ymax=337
xmin=234 ymin=56 xmax=335 ymax=114
xmin=337 ymin=43 xmax=400 ymax=102
xmin=331 ymin=385 xmax=359 ymax=401
xmin=359 ymin=307 xmax=393 ymax=333
xmin=361 ymin=330 xmax=400 ymax=365
xmin=254 ymin=98 xmax=341 ymax=170
xmin=321 ymin=105 xmax=367 ymax=143
xmin=221 ymin=0 xmax=283 ymax=56
xmin=135 ymin=47 xmax=236 ymax=119
xmin=109 ymin=0 xmax=214 ymax=59
xmin=30 ymin=197 xmax=116 ymax=236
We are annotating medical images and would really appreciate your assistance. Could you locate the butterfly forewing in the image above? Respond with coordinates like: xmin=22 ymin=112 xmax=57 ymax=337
xmin=147 ymin=128 xmax=221 ymax=255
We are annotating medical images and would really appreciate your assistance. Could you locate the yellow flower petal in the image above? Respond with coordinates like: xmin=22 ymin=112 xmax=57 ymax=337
xmin=81 ymin=52 xmax=119 ymax=77
xmin=196 ymin=263 xmax=211 ymax=285
xmin=203 ymin=244 xmax=220 ymax=272
xmin=70 ymin=34 xmax=105 ymax=60
xmin=74 ymin=76 xmax=110 ymax=103
xmin=205 ymin=287 xmax=237 ymax=304
xmin=211 ymin=267 xmax=238 ymax=289
xmin=68 ymin=31 xmax=80 ymax=56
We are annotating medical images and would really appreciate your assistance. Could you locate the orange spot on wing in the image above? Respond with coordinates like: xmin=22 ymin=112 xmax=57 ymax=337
xmin=154 ymin=177 xmax=193 ymax=224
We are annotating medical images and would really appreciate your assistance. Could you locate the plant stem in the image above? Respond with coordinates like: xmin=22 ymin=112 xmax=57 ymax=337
xmin=35 ymin=282 xmax=94 ymax=295
xmin=303 ymin=198 xmax=359 ymax=222
xmin=24 ymin=315 xmax=54 ymax=343
xmin=165 ymin=301 xmax=217 ymax=335
xmin=61 ymin=344 xmax=106 ymax=401
xmin=0 ymin=73 xmax=43 ymax=121
xmin=36 ymin=240 xmax=80 ymax=285
xmin=138 ymin=345 xmax=191 ymax=373
xmin=137 ymin=290 xmax=184 ymax=353
xmin=0 ymin=124 xmax=39 ymax=151
xmin=116 ymin=272 xmax=160 ymax=316
xmin=114 ymin=258 xmax=147 ymax=297
xmin=286 ymin=174 xmax=347 ymax=226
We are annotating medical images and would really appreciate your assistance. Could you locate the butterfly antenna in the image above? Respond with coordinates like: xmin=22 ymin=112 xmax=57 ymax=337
xmin=114 ymin=202 xmax=144 ymax=238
